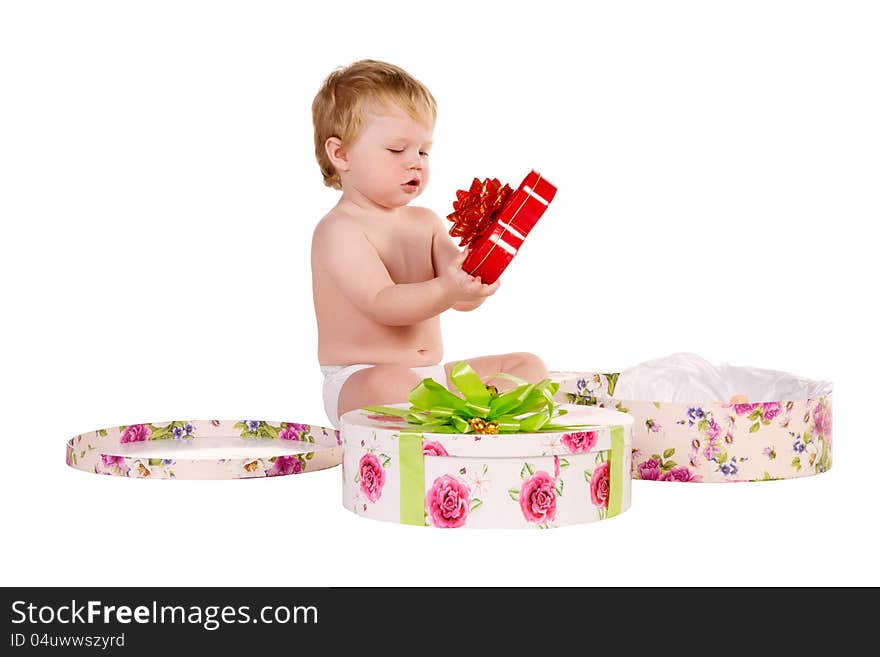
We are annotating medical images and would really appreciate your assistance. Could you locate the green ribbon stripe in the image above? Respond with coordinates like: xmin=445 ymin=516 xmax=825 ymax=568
xmin=399 ymin=431 xmax=425 ymax=526
xmin=607 ymin=425 xmax=625 ymax=519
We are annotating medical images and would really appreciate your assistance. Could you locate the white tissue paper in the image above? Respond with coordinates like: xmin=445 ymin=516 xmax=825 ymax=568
xmin=613 ymin=352 xmax=832 ymax=403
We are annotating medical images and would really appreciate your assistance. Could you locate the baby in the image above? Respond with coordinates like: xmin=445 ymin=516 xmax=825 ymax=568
xmin=311 ymin=59 xmax=547 ymax=427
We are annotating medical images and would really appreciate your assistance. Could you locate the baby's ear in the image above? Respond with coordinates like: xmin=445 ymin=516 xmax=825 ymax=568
xmin=324 ymin=137 xmax=349 ymax=172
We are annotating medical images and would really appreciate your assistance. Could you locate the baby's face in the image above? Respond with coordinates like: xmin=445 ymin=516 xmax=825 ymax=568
xmin=342 ymin=105 xmax=433 ymax=209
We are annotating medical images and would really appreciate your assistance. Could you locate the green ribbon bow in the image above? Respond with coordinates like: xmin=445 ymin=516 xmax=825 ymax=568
xmin=364 ymin=361 xmax=593 ymax=434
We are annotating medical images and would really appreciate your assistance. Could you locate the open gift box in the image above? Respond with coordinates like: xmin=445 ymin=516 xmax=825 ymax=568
xmin=340 ymin=404 xmax=633 ymax=529
xmin=549 ymin=359 xmax=832 ymax=483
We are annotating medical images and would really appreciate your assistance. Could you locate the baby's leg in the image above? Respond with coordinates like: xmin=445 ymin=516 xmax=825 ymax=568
xmin=336 ymin=365 xmax=424 ymax=421
xmin=445 ymin=352 xmax=548 ymax=393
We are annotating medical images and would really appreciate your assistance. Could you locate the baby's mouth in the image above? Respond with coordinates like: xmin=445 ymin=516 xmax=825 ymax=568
xmin=402 ymin=177 xmax=421 ymax=193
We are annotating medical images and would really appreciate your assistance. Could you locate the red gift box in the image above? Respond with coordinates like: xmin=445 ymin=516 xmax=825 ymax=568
xmin=446 ymin=170 xmax=557 ymax=284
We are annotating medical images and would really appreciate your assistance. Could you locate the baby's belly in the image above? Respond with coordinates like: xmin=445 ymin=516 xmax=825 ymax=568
xmin=317 ymin=315 xmax=443 ymax=367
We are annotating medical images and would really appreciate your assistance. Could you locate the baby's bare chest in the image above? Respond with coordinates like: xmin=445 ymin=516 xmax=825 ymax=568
xmin=366 ymin=223 xmax=436 ymax=284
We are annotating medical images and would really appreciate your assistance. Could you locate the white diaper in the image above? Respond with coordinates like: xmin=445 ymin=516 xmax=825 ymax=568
xmin=320 ymin=363 xmax=448 ymax=428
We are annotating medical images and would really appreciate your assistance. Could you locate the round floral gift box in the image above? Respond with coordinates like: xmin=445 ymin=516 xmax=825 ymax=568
xmin=340 ymin=404 xmax=634 ymax=529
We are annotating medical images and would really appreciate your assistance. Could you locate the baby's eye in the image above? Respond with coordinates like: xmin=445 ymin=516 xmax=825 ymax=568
xmin=419 ymin=151 xmax=429 ymax=157
xmin=387 ymin=148 xmax=404 ymax=153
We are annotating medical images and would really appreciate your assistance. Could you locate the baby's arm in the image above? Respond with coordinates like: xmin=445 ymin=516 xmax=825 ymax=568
xmin=430 ymin=212 xmax=493 ymax=312
xmin=315 ymin=217 xmax=459 ymax=326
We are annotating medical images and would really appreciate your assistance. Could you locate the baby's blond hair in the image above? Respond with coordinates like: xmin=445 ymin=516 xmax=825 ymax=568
xmin=312 ymin=59 xmax=437 ymax=190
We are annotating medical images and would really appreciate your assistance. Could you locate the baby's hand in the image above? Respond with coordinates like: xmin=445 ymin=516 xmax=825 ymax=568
xmin=440 ymin=250 xmax=500 ymax=302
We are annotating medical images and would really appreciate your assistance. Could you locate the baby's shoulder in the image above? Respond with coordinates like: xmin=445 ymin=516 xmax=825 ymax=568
xmin=312 ymin=208 xmax=362 ymax=246
xmin=404 ymin=204 xmax=444 ymax=230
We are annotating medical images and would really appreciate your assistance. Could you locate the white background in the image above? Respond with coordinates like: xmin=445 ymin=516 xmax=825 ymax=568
xmin=2 ymin=0 xmax=877 ymax=586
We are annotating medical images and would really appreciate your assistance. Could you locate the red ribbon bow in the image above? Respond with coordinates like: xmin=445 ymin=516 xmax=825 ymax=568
xmin=446 ymin=178 xmax=513 ymax=247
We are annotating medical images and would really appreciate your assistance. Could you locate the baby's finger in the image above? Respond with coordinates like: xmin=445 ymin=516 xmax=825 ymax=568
xmin=481 ymin=279 xmax=501 ymax=295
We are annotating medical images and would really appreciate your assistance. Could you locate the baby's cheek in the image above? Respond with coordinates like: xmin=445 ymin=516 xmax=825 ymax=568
xmin=372 ymin=168 xmax=395 ymax=191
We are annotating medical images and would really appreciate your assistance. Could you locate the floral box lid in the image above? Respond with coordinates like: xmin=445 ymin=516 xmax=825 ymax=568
xmin=66 ymin=419 xmax=342 ymax=480
xmin=340 ymin=403 xmax=633 ymax=458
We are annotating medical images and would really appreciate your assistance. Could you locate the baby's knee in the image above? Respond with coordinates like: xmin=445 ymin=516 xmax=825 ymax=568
xmin=510 ymin=352 xmax=547 ymax=371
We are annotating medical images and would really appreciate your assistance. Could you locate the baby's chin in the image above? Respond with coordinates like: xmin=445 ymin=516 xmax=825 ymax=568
xmin=373 ymin=188 xmax=424 ymax=209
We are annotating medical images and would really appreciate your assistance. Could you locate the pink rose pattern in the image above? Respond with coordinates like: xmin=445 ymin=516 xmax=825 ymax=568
xmin=100 ymin=454 xmax=125 ymax=469
xmin=99 ymin=454 xmax=128 ymax=475
xmin=813 ymin=403 xmax=832 ymax=439
xmin=120 ymin=424 xmax=151 ymax=443
xmin=422 ymin=441 xmax=449 ymax=457
xmin=358 ymin=453 xmax=386 ymax=503
xmin=519 ymin=471 xmax=558 ymax=524
xmin=279 ymin=423 xmax=309 ymax=441
xmin=508 ymin=456 xmax=567 ymax=527
xmin=268 ymin=455 xmax=305 ymax=477
xmin=637 ymin=458 xmax=661 ymax=480
xmin=590 ymin=461 xmax=611 ymax=508
xmin=761 ymin=402 xmax=782 ymax=421
xmin=426 ymin=474 xmax=471 ymax=528
xmin=561 ymin=431 xmax=598 ymax=453
xmin=659 ymin=466 xmax=701 ymax=482
xmin=634 ymin=448 xmax=703 ymax=482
